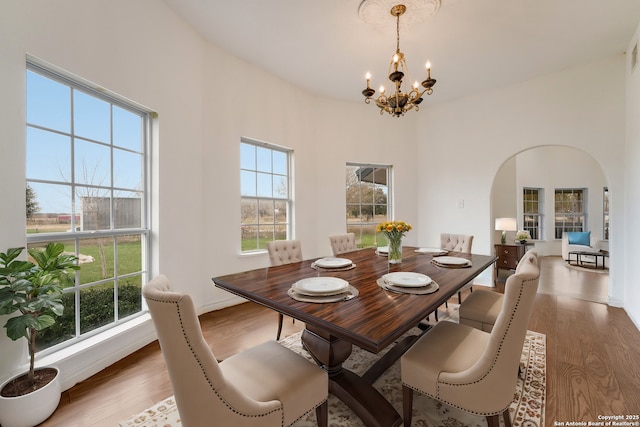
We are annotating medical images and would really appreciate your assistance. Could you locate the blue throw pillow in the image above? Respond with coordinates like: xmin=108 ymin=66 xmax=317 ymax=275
xmin=567 ymin=231 xmax=590 ymax=246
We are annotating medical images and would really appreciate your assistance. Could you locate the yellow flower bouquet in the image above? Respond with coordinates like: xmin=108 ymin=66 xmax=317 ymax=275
xmin=376 ymin=221 xmax=412 ymax=263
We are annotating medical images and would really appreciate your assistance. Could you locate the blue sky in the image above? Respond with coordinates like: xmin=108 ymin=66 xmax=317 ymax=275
xmin=26 ymin=69 xmax=144 ymax=215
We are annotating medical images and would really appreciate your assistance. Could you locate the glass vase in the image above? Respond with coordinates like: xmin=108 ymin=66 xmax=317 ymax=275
xmin=388 ymin=235 xmax=403 ymax=264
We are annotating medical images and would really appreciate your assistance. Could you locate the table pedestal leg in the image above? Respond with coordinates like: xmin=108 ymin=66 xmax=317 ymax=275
xmin=302 ymin=327 xmax=402 ymax=427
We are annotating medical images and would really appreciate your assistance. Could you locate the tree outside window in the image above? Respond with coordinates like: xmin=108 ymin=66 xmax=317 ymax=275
xmin=240 ymin=139 xmax=291 ymax=252
xmin=346 ymin=164 xmax=390 ymax=248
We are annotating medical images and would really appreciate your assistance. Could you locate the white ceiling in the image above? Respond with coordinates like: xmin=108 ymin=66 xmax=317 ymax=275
xmin=163 ymin=0 xmax=640 ymax=105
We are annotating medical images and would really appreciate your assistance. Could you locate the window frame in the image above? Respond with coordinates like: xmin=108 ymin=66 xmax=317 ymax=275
xmin=240 ymin=137 xmax=293 ymax=253
xmin=522 ymin=187 xmax=543 ymax=240
xmin=25 ymin=58 xmax=151 ymax=356
xmin=554 ymin=188 xmax=587 ymax=239
xmin=345 ymin=163 xmax=392 ymax=248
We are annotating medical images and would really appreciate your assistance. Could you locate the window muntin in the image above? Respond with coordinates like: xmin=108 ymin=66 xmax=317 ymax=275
xmin=523 ymin=188 xmax=543 ymax=240
xmin=554 ymin=188 xmax=586 ymax=239
xmin=240 ymin=139 xmax=291 ymax=252
xmin=25 ymin=61 xmax=149 ymax=353
xmin=346 ymin=164 xmax=391 ymax=248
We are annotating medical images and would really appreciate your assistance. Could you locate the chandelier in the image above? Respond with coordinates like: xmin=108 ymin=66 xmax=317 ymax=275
xmin=361 ymin=4 xmax=436 ymax=117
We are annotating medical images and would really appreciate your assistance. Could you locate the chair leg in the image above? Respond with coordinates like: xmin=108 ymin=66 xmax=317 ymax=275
xmin=486 ymin=414 xmax=500 ymax=427
xmin=315 ymin=400 xmax=328 ymax=427
xmin=434 ymin=309 xmax=438 ymax=322
xmin=402 ymin=385 xmax=413 ymax=427
xmin=502 ymin=407 xmax=512 ymax=427
xmin=276 ymin=313 xmax=284 ymax=340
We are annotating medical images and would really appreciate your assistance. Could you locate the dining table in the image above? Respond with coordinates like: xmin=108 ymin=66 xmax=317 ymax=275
xmin=212 ymin=246 xmax=497 ymax=427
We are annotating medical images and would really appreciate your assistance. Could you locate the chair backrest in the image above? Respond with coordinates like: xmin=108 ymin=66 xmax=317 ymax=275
xmin=438 ymin=249 xmax=540 ymax=414
xmin=142 ymin=275 xmax=284 ymax=427
xmin=515 ymin=248 xmax=538 ymax=275
xmin=329 ymin=233 xmax=357 ymax=255
xmin=440 ymin=233 xmax=474 ymax=253
xmin=266 ymin=240 xmax=303 ymax=266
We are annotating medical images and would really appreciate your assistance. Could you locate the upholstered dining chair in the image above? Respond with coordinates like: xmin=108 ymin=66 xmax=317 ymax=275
xmin=401 ymin=251 xmax=540 ymax=427
xmin=441 ymin=233 xmax=475 ymax=303
xmin=143 ymin=274 xmax=328 ymax=427
xmin=425 ymin=233 xmax=474 ymax=322
xmin=459 ymin=249 xmax=538 ymax=332
xmin=329 ymin=233 xmax=358 ymax=255
xmin=266 ymin=240 xmax=303 ymax=340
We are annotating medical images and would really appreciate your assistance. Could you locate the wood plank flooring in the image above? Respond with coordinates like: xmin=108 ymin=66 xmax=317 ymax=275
xmin=39 ymin=256 xmax=640 ymax=427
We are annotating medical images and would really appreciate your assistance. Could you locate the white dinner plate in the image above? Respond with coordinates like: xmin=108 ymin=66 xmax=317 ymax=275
xmin=433 ymin=256 xmax=471 ymax=266
xmin=292 ymin=277 xmax=349 ymax=296
xmin=314 ymin=257 xmax=353 ymax=269
xmin=382 ymin=272 xmax=431 ymax=288
xmin=378 ymin=279 xmax=440 ymax=295
xmin=376 ymin=246 xmax=389 ymax=255
xmin=414 ymin=247 xmax=448 ymax=255
xmin=288 ymin=285 xmax=358 ymax=303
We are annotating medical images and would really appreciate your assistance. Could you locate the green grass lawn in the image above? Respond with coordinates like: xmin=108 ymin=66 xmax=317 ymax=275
xmin=63 ymin=240 xmax=142 ymax=286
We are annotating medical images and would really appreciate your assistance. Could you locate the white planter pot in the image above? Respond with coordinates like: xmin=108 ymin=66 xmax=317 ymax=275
xmin=0 ymin=367 xmax=61 ymax=427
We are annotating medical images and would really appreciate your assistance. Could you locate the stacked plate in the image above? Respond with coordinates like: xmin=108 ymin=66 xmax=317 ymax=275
xmin=432 ymin=256 xmax=472 ymax=268
xmin=376 ymin=246 xmax=389 ymax=256
xmin=414 ymin=247 xmax=448 ymax=255
xmin=311 ymin=257 xmax=355 ymax=271
xmin=288 ymin=277 xmax=358 ymax=303
xmin=378 ymin=272 xmax=439 ymax=295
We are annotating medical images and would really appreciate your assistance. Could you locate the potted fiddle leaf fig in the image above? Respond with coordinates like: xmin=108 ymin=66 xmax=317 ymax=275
xmin=0 ymin=243 xmax=79 ymax=427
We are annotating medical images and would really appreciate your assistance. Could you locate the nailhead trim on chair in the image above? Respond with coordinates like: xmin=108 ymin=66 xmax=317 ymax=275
xmin=148 ymin=296 xmax=287 ymax=425
xmin=402 ymin=274 xmax=538 ymax=417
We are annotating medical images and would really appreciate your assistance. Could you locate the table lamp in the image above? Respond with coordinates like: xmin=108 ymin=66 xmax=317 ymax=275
xmin=495 ymin=218 xmax=517 ymax=244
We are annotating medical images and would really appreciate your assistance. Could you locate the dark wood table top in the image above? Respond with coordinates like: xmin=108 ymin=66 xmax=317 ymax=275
xmin=213 ymin=246 xmax=497 ymax=353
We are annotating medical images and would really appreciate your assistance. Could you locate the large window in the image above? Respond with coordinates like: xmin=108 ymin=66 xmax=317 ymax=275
xmin=554 ymin=188 xmax=586 ymax=239
xmin=346 ymin=164 xmax=390 ymax=248
xmin=240 ymin=139 xmax=291 ymax=252
xmin=25 ymin=60 xmax=150 ymax=353
xmin=522 ymin=188 xmax=543 ymax=240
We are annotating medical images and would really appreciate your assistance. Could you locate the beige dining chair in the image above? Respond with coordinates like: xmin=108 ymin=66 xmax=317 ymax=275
xmin=266 ymin=240 xmax=303 ymax=340
xmin=143 ymin=274 xmax=328 ymax=427
xmin=427 ymin=233 xmax=474 ymax=322
xmin=441 ymin=233 xmax=475 ymax=302
xmin=329 ymin=233 xmax=358 ymax=256
xmin=401 ymin=251 xmax=540 ymax=427
xmin=459 ymin=249 xmax=538 ymax=332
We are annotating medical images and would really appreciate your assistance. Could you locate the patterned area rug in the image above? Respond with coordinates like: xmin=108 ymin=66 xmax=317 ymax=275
xmin=119 ymin=314 xmax=546 ymax=427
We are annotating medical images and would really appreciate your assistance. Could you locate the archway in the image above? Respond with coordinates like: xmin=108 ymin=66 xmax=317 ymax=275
xmin=490 ymin=145 xmax=609 ymax=303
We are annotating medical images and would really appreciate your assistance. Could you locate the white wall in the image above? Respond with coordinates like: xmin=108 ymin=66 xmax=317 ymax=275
xmin=492 ymin=157 xmax=518 ymax=243
xmin=625 ymin=24 xmax=640 ymax=329
xmin=415 ymin=55 xmax=627 ymax=306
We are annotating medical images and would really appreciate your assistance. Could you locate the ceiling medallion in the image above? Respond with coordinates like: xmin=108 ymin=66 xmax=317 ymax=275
xmin=361 ymin=3 xmax=437 ymax=117
xmin=358 ymin=0 xmax=440 ymax=27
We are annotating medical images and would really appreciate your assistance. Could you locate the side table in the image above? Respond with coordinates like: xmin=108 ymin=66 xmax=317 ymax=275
xmin=493 ymin=243 xmax=534 ymax=288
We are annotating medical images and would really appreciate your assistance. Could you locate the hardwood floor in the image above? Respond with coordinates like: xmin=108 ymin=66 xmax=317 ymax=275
xmin=40 ymin=256 xmax=640 ymax=426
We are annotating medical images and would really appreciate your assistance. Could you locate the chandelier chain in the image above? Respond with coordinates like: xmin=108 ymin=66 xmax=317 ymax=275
xmin=396 ymin=12 xmax=401 ymax=53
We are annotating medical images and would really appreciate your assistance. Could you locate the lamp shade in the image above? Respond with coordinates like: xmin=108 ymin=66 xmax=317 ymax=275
xmin=495 ymin=217 xmax=517 ymax=231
